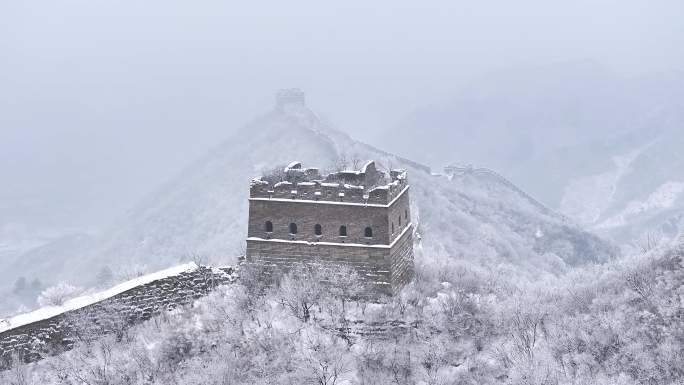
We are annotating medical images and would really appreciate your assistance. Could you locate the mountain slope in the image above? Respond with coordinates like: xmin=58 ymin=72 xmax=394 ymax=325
xmin=546 ymin=125 xmax=684 ymax=244
xmin=9 ymin=101 xmax=617 ymax=296
xmin=385 ymin=64 xmax=684 ymax=245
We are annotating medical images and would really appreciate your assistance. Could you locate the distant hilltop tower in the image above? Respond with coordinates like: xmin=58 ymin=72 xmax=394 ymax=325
xmin=245 ymin=160 xmax=414 ymax=296
xmin=276 ymin=88 xmax=306 ymax=110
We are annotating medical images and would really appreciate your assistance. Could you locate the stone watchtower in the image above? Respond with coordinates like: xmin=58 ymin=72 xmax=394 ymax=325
xmin=275 ymin=88 xmax=306 ymax=110
xmin=246 ymin=160 xmax=414 ymax=296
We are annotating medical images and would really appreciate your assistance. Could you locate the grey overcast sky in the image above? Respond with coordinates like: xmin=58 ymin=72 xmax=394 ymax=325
xmin=1 ymin=0 xmax=683 ymax=230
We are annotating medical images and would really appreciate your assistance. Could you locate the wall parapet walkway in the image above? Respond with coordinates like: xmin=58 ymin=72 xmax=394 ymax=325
xmin=0 ymin=264 xmax=236 ymax=370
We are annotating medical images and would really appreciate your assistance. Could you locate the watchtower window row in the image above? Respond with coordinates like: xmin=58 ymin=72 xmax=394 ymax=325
xmin=263 ymin=221 xmax=373 ymax=239
xmin=391 ymin=210 xmax=409 ymax=235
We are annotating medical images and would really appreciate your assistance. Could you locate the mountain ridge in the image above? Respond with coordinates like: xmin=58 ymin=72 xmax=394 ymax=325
xmin=2 ymin=101 xmax=619 ymax=316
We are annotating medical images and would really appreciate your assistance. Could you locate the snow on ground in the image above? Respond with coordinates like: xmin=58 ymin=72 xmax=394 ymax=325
xmin=0 ymin=262 xmax=198 ymax=333
xmin=597 ymin=181 xmax=684 ymax=229
xmin=559 ymin=145 xmax=649 ymax=226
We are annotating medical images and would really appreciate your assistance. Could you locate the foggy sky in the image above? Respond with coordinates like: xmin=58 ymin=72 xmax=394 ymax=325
xmin=1 ymin=0 xmax=683 ymax=232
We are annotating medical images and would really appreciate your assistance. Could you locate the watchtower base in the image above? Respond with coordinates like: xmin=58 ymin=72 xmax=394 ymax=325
xmin=245 ymin=226 xmax=414 ymax=297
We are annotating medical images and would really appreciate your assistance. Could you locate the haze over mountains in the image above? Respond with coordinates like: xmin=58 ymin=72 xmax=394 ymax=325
xmin=1 ymin=96 xmax=619 ymax=316
xmin=3 ymin=64 xmax=681 ymax=317
xmin=387 ymin=63 xmax=684 ymax=244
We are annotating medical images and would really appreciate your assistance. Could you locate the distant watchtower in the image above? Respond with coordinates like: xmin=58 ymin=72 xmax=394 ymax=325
xmin=275 ymin=88 xmax=306 ymax=110
xmin=246 ymin=160 xmax=414 ymax=296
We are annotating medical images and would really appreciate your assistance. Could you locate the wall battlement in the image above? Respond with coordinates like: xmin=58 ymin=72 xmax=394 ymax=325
xmin=0 ymin=265 xmax=236 ymax=370
xmin=250 ymin=161 xmax=408 ymax=205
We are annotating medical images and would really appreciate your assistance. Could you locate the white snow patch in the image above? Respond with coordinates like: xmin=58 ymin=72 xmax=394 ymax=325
xmin=274 ymin=181 xmax=293 ymax=188
xmin=597 ymin=181 xmax=684 ymax=229
xmin=340 ymin=169 xmax=362 ymax=175
xmin=0 ymin=262 xmax=198 ymax=333
xmin=560 ymin=144 xmax=650 ymax=225
xmin=343 ymin=184 xmax=364 ymax=190
xmin=360 ymin=160 xmax=374 ymax=173
xmin=248 ymin=186 xmax=410 ymax=207
xmin=284 ymin=161 xmax=302 ymax=172
xmin=250 ymin=178 xmax=268 ymax=187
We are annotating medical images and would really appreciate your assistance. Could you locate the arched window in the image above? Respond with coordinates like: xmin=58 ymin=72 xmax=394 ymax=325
xmin=398 ymin=215 xmax=402 ymax=227
xmin=364 ymin=227 xmax=373 ymax=238
xmin=405 ymin=209 xmax=408 ymax=221
xmin=314 ymin=224 xmax=322 ymax=236
xmin=391 ymin=223 xmax=395 ymax=234
xmin=289 ymin=223 xmax=298 ymax=234
xmin=339 ymin=225 xmax=347 ymax=237
xmin=265 ymin=221 xmax=273 ymax=233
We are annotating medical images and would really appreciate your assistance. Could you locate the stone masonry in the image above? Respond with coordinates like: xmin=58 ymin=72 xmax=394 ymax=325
xmin=246 ymin=160 xmax=415 ymax=295
xmin=0 ymin=265 xmax=235 ymax=370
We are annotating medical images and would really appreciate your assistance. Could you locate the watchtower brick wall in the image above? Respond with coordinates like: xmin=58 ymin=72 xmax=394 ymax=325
xmin=246 ymin=160 xmax=414 ymax=296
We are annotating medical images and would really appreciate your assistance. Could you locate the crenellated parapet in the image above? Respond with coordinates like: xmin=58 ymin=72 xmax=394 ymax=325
xmin=249 ymin=161 xmax=408 ymax=205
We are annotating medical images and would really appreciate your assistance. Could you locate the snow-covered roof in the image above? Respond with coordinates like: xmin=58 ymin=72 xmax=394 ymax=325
xmin=297 ymin=182 xmax=316 ymax=186
xmin=0 ymin=263 xmax=198 ymax=333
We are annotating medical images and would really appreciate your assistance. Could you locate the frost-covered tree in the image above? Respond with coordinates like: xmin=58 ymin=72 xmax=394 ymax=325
xmin=12 ymin=277 xmax=26 ymax=294
xmin=277 ymin=263 xmax=326 ymax=323
xmin=2 ymin=244 xmax=683 ymax=385
xmin=95 ymin=266 xmax=114 ymax=287
xmin=37 ymin=283 xmax=82 ymax=307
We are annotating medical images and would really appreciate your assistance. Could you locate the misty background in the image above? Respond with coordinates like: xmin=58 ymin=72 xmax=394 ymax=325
xmin=1 ymin=0 xmax=683 ymax=253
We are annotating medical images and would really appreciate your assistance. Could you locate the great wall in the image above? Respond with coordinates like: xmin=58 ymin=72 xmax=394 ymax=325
xmin=444 ymin=163 xmax=566 ymax=220
xmin=0 ymin=163 xmax=543 ymax=370
xmin=0 ymin=264 xmax=236 ymax=369
xmin=0 ymin=161 xmax=564 ymax=370
xmin=0 ymin=156 xmax=419 ymax=370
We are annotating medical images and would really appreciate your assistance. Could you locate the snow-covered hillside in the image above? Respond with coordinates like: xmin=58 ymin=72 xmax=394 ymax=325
xmin=528 ymin=124 xmax=684 ymax=244
xmin=386 ymin=63 xmax=684 ymax=245
xmin=384 ymin=62 xmax=662 ymax=172
xmin=5 ymin=101 xmax=617 ymax=308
